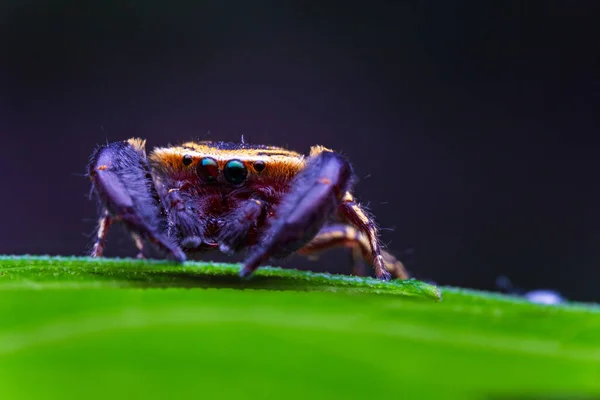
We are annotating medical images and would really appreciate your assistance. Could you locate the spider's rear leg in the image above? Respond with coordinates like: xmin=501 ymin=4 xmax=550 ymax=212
xmin=131 ymin=232 xmax=149 ymax=259
xmin=87 ymin=138 xmax=185 ymax=262
xmin=297 ymin=224 xmax=410 ymax=279
xmin=91 ymin=209 xmax=112 ymax=257
xmin=241 ymin=147 xmax=354 ymax=278
xmin=337 ymin=192 xmax=397 ymax=280
xmin=92 ymin=210 xmax=150 ymax=260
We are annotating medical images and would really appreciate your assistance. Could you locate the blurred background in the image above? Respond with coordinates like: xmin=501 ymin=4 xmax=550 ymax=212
xmin=2 ymin=1 xmax=599 ymax=302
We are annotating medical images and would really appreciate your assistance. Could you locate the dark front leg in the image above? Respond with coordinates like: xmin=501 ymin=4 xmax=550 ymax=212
xmin=241 ymin=147 xmax=353 ymax=278
xmin=218 ymin=197 xmax=267 ymax=254
xmin=87 ymin=138 xmax=185 ymax=262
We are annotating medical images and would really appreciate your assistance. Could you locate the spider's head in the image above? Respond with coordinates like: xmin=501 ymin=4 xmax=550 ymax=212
xmin=148 ymin=141 xmax=307 ymax=188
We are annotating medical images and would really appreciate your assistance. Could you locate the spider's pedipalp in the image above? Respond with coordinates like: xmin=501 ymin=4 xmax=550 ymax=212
xmin=218 ymin=197 xmax=267 ymax=254
xmin=162 ymin=185 xmax=207 ymax=249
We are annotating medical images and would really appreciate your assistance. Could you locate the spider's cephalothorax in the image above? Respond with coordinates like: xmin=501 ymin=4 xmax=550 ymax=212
xmin=86 ymin=138 xmax=409 ymax=280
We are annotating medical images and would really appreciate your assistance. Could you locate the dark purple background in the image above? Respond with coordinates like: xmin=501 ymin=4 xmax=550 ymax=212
xmin=2 ymin=1 xmax=600 ymax=301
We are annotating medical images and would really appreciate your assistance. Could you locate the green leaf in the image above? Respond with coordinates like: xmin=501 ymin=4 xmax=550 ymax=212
xmin=0 ymin=255 xmax=441 ymax=300
xmin=0 ymin=255 xmax=598 ymax=400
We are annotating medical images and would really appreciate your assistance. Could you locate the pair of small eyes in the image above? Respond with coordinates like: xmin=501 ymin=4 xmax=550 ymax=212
xmin=182 ymin=155 xmax=265 ymax=184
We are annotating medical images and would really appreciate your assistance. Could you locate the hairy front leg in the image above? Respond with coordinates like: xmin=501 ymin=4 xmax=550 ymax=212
xmin=87 ymin=138 xmax=185 ymax=262
xmin=241 ymin=146 xmax=354 ymax=278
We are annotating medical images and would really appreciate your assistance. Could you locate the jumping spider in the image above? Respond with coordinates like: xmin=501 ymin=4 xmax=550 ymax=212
xmin=87 ymin=138 xmax=408 ymax=281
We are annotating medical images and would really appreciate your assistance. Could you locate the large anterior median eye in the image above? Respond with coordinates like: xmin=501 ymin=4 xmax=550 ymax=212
xmin=197 ymin=157 xmax=219 ymax=183
xmin=224 ymin=159 xmax=248 ymax=184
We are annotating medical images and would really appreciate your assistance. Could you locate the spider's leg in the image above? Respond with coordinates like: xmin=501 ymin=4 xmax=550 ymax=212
xmin=295 ymin=223 xmax=367 ymax=275
xmin=350 ymin=246 xmax=369 ymax=277
xmin=297 ymin=224 xmax=410 ymax=279
xmin=335 ymin=191 xmax=397 ymax=280
xmin=380 ymin=249 xmax=410 ymax=280
xmin=87 ymin=138 xmax=185 ymax=262
xmin=218 ymin=197 xmax=267 ymax=254
xmin=241 ymin=147 xmax=353 ymax=278
xmin=130 ymin=232 xmax=148 ymax=259
xmin=91 ymin=209 xmax=112 ymax=257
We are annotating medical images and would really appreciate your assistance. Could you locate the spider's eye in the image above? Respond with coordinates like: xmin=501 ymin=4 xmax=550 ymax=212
xmin=253 ymin=160 xmax=266 ymax=172
xmin=197 ymin=157 xmax=219 ymax=183
xmin=182 ymin=154 xmax=193 ymax=166
xmin=224 ymin=159 xmax=248 ymax=184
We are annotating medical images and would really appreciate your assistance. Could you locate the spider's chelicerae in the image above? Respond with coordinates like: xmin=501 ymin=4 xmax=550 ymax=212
xmin=87 ymin=138 xmax=408 ymax=280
